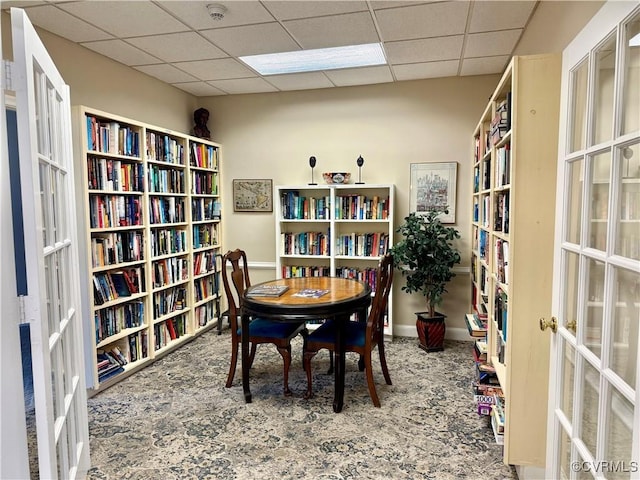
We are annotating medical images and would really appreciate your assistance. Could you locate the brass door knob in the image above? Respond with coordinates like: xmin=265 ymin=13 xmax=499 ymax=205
xmin=539 ymin=317 xmax=557 ymax=333
xmin=566 ymin=319 xmax=577 ymax=333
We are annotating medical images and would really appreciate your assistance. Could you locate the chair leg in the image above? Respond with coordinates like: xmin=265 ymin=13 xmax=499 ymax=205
xmin=378 ymin=340 xmax=392 ymax=385
xmin=327 ymin=350 xmax=334 ymax=375
xmin=303 ymin=349 xmax=319 ymax=399
xmin=276 ymin=345 xmax=293 ymax=396
xmin=364 ymin=353 xmax=381 ymax=408
xmin=248 ymin=343 xmax=257 ymax=369
xmin=225 ymin=340 xmax=238 ymax=388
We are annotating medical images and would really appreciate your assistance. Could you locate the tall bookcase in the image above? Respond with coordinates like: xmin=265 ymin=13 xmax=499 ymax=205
xmin=74 ymin=106 xmax=223 ymax=393
xmin=275 ymin=184 xmax=394 ymax=336
xmin=470 ymin=54 xmax=561 ymax=466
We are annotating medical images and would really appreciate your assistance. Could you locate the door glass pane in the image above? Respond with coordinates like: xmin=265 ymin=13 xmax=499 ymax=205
xmin=559 ymin=426 xmax=572 ymax=480
xmin=580 ymin=360 xmax=600 ymax=456
xmin=604 ymin=385 xmax=634 ymax=480
xmin=561 ymin=341 xmax=576 ymax=420
xmin=610 ymin=266 xmax=639 ymax=389
xmin=593 ymin=34 xmax=617 ymax=145
xmin=588 ymin=151 xmax=611 ymax=251
xmin=564 ymin=251 xmax=580 ymax=335
xmin=621 ymin=12 xmax=640 ymax=135
xmin=567 ymin=159 xmax=584 ymax=244
xmin=586 ymin=259 xmax=605 ymax=357
xmin=570 ymin=59 xmax=589 ymax=153
xmin=617 ymin=142 xmax=640 ymax=260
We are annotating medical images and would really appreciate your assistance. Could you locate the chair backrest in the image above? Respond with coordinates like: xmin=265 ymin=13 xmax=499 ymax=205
xmin=366 ymin=253 xmax=394 ymax=345
xmin=221 ymin=249 xmax=252 ymax=338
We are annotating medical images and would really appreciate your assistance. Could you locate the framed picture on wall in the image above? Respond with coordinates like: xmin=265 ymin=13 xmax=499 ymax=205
xmin=233 ymin=179 xmax=273 ymax=212
xmin=409 ymin=162 xmax=458 ymax=223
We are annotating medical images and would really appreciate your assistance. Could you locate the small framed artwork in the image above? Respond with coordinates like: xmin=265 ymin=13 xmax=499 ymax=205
xmin=409 ymin=162 xmax=458 ymax=223
xmin=233 ymin=179 xmax=273 ymax=212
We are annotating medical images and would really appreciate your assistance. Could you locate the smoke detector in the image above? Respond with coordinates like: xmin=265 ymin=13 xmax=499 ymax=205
xmin=207 ymin=3 xmax=227 ymax=21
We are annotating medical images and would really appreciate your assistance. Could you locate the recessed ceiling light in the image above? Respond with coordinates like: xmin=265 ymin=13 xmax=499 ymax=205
xmin=239 ymin=43 xmax=386 ymax=75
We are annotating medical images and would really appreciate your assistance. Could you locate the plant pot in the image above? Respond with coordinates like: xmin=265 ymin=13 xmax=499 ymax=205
xmin=416 ymin=312 xmax=446 ymax=352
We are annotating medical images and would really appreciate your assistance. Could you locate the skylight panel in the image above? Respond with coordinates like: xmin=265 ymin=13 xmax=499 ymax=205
xmin=239 ymin=43 xmax=386 ymax=75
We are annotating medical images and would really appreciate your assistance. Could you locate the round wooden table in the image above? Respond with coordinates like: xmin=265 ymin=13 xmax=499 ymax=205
xmin=242 ymin=277 xmax=371 ymax=413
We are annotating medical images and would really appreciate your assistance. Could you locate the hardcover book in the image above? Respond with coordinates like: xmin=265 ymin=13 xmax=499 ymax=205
xmin=292 ymin=288 xmax=329 ymax=299
xmin=247 ymin=284 xmax=290 ymax=297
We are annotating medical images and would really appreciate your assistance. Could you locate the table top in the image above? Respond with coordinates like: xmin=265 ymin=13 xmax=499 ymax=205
xmin=243 ymin=277 xmax=371 ymax=320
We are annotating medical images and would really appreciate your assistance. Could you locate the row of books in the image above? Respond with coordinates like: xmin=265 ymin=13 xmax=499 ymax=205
xmin=93 ymin=268 xmax=143 ymax=305
xmin=495 ymin=144 xmax=511 ymax=188
xmin=191 ymin=171 xmax=219 ymax=195
xmin=490 ymin=94 xmax=511 ymax=146
xmin=89 ymin=194 xmax=142 ymax=229
xmin=148 ymin=164 xmax=185 ymax=194
xmin=335 ymin=232 xmax=389 ymax=257
xmin=495 ymin=239 xmax=510 ymax=285
xmin=87 ymin=157 xmax=144 ymax=192
xmin=149 ymin=197 xmax=185 ymax=224
xmin=91 ymin=231 xmax=143 ymax=267
xmin=281 ymin=265 xmax=330 ymax=278
xmin=193 ymin=223 xmax=218 ymax=249
xmin=194 ymin=274 xmax=218 ymax=302
xmin=152 ymin=286 xmax=187 ymax=319
xmin=335 ymin=266 xmax=380 ymax=292
xmin=152 ymin=257 xmax=188 ymax=289
xmin=190 ymin=143 xmax=219 ymax=169
xmin=154 ymin=316 xmax=187 ymax=350
xmin=150 ymin=227 xmax=187 ymax=257
xmin=195 ymin=301 xmax=215 ymax=327
xmin=87 ymin=115 xmax=140 ymax=157
xmin=495 ymin=287 xmax=508 ymax=341
xmin=94 ymin=301 xmax=144 ymax=343
xmin=193 ymin=251 xmax=217 ymax=276
xmin=281 ymin=231 xmax=330 ymax=256
xmin=334 ymin=194 xmax=390 ymax=220
xmin=146 ymin=131 xmax=184 ymax=165
xmin=494 ymin=191 xmax=510 ymax=234
xmin=191 ymin=198 xmax=221 ymax=222
xmin=280 ymin=192 xmax=330 ymax=220
xmin=97 ymin=347 xmax=127 ymax=382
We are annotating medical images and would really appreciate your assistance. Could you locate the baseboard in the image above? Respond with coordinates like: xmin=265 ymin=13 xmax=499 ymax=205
xmin=515 ymin=464 xmax=546 ymax=480
xmin=392 ymin=325 xmax=471 ymax=342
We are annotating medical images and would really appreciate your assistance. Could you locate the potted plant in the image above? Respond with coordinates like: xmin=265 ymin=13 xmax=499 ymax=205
xmin=390 ymin=209 xmax=461 ymax=351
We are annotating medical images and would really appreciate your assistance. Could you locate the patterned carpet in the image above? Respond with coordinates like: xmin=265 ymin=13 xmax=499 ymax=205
xmin=86 ymin=330 xmax=517 ymax=480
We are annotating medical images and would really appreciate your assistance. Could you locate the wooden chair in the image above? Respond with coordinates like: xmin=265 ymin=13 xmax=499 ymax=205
xmin=222 ymin=249 xmax=306 ymax=396
xmin=303 ymin=253 xmax=394 ymax=407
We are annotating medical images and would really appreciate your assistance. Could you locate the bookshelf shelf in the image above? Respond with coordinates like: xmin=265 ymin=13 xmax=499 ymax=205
xmin=75 ymin=106 xmax=224 ymax=394
xmin=275 ymin=184 xmax=395 ymax=336
xmin=469 ymin=54 xmax=561 ymax=467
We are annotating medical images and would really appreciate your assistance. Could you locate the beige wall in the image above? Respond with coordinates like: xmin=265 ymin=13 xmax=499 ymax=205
xmin=199 ymin=77 xmax=499 ymax=336
xmin=2 ymin=0 xmax=603 ymax=339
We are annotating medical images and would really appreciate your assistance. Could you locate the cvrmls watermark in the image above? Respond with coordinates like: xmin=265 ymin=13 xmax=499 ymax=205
xmin=571 ymin=461 xmax=639 ymax=474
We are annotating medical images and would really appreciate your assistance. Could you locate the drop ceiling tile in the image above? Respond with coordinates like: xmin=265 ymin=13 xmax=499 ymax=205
xmin=283 ymin=12 xmax=379 ymax=49
xmin=263 ymin=1 xmax=368 ymax=21
xmin=392 ymin=60 xmax=459 ymax=80
xmin=127 ymin=32 xmax=227 ymax=63
xmin=460 ymin=55 xmax=510 ymax=76
xmin=81 ymin=39 xmax=160 ymax=66
xmin=174 ymin=58 xmax=256 ymax=81
xmin=200 ymin=23 xmax=299 ymax=57
xmin=469 ymin=1 xmax=536 ymax=33
xmin=58 ymin=1 xmax=189 ymax=38
xmin=157 ymin=1 xmax=275 ymax=30
xmin=385 ymin=36 xmax=464 ymax=65
xmin=265 ymin=72 xmax=334 ymax=91
xmin=208 ymin=78 xmax=279 ymax=94
xmin=375 ymin=2 xmax=469 ymax=42
xmin=135 ymin=64 xmax=199 ymax=83
xmin=16 ymin=5 xmax=113 ymax=42
xmin=464 ymin=30 xmax=522 ymax=58
xmin=324 ymin=65 xmax=393 ymax=86
xmin=1 ymin=1 xmax=47 ymax=7
xmin=171 ymin=81 xmax=226 ymax=96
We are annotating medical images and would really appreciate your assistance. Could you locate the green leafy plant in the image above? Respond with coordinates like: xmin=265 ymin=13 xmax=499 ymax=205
xmin=390 ymin=210 xmax=461 ymax=317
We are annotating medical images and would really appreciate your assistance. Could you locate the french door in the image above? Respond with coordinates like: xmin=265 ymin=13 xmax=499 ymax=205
xmin=547 ymin=2 xmax=640 ymax=479
xmin=11 ymin=7 xmax=90 ymax=479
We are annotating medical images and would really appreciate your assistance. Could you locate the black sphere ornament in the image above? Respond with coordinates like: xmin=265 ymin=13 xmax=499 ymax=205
xmin=309 ymin=156 xmax=317 ymax=185
xmin=356 ymin=155 xmax=365 ymax=184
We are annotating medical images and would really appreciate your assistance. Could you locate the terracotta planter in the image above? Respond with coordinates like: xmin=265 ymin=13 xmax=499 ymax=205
xmin=416 ymin=312 xmax=446 ymax=352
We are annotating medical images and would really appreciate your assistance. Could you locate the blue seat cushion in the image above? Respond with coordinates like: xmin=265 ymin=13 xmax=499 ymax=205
xmin=237 ymin=317 xmax=303 ymax=339
xmin=308 ymin=320 xmax=366 ymax=348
